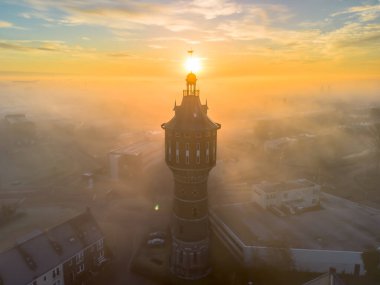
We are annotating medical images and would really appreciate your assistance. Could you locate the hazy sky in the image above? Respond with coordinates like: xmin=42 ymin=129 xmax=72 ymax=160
xmin=0 ymin=0 xmax=379 ymax=87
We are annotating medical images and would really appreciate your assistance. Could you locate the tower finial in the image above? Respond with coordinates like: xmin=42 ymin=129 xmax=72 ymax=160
xmin=187 ymin=49 xmax=195 ymax=73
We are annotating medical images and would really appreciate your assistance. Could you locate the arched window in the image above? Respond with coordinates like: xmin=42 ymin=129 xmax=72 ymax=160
xmin=168 ymin=141 xmax=172 ymax=161
xmin=196 ymin=143 xmax=200 ymax=164
xmin=185 ymin=143 xmax=190 ymax=164
xmin=205 ymin=142 xmax=209 ymax=163
xmin=212 ymin=140 xmax=216 ymax=161
xmin=194 ymin=253 xmax=198 ymax=265
xmin=176 ymin=142 xmax=179 ymax=163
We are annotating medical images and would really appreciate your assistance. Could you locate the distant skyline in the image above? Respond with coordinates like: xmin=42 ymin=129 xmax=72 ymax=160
xmin=0 ymin=0 xmax=379 ymax=82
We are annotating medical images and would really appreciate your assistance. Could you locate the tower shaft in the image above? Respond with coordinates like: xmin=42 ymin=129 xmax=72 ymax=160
xmin=162 ymin=70 xmax=220 ymax=280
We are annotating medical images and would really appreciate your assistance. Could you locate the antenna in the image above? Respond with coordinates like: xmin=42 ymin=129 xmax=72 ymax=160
xmin=188 ymin=49 xmax=194 ymax=73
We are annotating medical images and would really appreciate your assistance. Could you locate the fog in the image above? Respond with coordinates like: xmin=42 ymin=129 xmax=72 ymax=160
xmin=1 ymin=76 xmax=380 ymax=284
xmin=1 ymin=75 xmax=380 ymax=207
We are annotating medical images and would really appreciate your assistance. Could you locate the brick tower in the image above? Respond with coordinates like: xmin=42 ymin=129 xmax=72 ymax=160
xmin=161 ymin=56 xmax=221 ymax=280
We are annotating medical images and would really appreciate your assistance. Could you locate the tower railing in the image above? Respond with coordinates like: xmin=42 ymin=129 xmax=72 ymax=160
xmin=183 ymin=90 xmax=200 ymax=96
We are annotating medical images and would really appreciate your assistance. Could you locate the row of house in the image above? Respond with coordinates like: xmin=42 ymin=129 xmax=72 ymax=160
xmin=0 ymin=208 xmax=108 ymax=285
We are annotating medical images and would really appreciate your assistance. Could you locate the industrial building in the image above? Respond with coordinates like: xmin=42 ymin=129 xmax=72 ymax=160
xmin=211 ymin=191 xmax=380 ymax=276
xmin=108 ymin=139 xmax=162 ymax=181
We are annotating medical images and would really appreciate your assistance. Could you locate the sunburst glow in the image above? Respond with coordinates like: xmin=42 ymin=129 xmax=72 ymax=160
xmin=185 ymin=56 xmax=201 ymax=73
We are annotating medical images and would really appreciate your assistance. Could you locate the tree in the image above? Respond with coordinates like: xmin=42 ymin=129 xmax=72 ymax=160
xmin=369 ymin=123 xmax=380 ymax=172
xmin=362 ymin=248 xmax=380 ymax=281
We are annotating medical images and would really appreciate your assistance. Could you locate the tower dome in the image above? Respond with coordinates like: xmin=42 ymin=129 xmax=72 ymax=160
xmin=186 ymin=72 xmax=197 ymax=85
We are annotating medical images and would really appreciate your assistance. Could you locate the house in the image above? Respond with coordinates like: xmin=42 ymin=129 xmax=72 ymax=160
xmin=4 ymin=114 xmax=36 ymax=145
xmin=252 ymin=179 xmax=320 ymax=213
xmin=0 ymin=208 xmax=108 ymax=285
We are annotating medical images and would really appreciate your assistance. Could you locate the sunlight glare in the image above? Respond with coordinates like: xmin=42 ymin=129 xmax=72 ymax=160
xmin=185 ymin=57 xmax=201 ymax=73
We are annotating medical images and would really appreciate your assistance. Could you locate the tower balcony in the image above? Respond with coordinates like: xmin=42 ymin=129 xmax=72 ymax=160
xmin=183 ymin=90 xmax=199 ymax=96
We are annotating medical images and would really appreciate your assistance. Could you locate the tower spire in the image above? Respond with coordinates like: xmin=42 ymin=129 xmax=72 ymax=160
xmin=185 ymin=50 xmax=197 ymax=96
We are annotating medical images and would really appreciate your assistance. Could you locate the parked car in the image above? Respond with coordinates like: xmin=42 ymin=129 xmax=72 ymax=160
xmin=149 ymin=231 xmax=167 ymax=239
xmin=147 ymin=238 xmax=165 ymax=247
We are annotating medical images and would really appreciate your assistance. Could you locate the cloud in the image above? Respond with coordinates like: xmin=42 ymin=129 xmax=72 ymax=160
xmin=20 ymin=0 xmax=243 ymax=33
xmin=149 ymin=36 xmax=201 ymax=45
xmin=325 ymin=23 xmax=380 ymax=50
xmin=148 ymin=44 xmax=164 ymax=49
xmin=0 ymin=21 xmax=13 ymax=28
xmin=332 ymin=4 xmax=380 ymax=22
xmin=107 ymin=51 xmax=131 ymax=58
xmin=7 ymin=0 xmax=380 ymax=67
xmin=180 ymin=0 xmax=242 ymax=20
xmin=0 ymin=41 xmax=31 ymax=51
xmin=0 ymin=40 xmax=89 ymax=55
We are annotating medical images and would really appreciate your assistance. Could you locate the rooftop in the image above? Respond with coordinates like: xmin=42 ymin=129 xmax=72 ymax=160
xmin=0 ymin=208 xmax=103 ymax=285
xmin=109 ymin=140 xmax=157 ymax=156
xmin=0 ymin=205 xmax=79 ymax=251
xmin=163 ymin=94 xmax=220 ymax=132
xmin=255 ymin=179 xmax=317 ymax=193
xmin=4 ymin=114 xmax=32 ymax=125
xmin=212 ymin=193 xmax=380 ymax=251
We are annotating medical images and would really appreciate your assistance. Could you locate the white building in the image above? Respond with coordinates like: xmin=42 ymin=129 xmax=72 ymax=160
xmin=252 ymin=179 xmax=320 ymax=213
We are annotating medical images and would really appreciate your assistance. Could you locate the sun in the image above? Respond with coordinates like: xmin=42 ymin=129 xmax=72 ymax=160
xmin=185 ymin=56 xmax=201 ymax=73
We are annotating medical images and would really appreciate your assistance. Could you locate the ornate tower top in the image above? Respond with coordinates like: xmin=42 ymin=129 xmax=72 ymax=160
xmin=162 ymin=51 xmax=220 ymax=132
xmin=184 ymin=50 xmax=200 ymax=96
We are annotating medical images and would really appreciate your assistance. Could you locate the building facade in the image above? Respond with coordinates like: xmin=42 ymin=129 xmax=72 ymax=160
xmin=0 ymin=209 xmax=107 ymax=285
xmin=210 ymin=192 xmax=380 ymax=276
xmin=161 ymin=71 xmax=221 ymax=280
xmin=252 ymin=179 xmax=320 ymax=213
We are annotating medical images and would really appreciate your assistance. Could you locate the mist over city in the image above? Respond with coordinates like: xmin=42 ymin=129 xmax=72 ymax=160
xmin=1 ymin=1 xmax=380 ymax=285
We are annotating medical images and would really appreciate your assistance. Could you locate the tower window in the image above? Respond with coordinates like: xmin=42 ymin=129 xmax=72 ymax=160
xmin=194 ymin=253 xmax=198 ymax=265
xmin=176 ymin=142 xmax=179 ymax=163
xmin=179 ymin=225 xmax=183 ymax=234
xmin=168 ymin=141 xmax=172 ymax=162
xmin=185 ymin=143 xmax=190 ymax=165
xmin=192 ymin=207 xmax=198 ymax=217
xmin=205 ymin=142 xmax=209 ymax=163
xmin=196 ymin=143 xmax=200 ymax=164
xmin=212 ymin=141 xmax=216 ymax=161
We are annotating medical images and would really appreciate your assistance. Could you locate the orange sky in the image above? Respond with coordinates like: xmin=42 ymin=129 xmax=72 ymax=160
xmin=0 ymin=0 xmax=379 ymax=98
